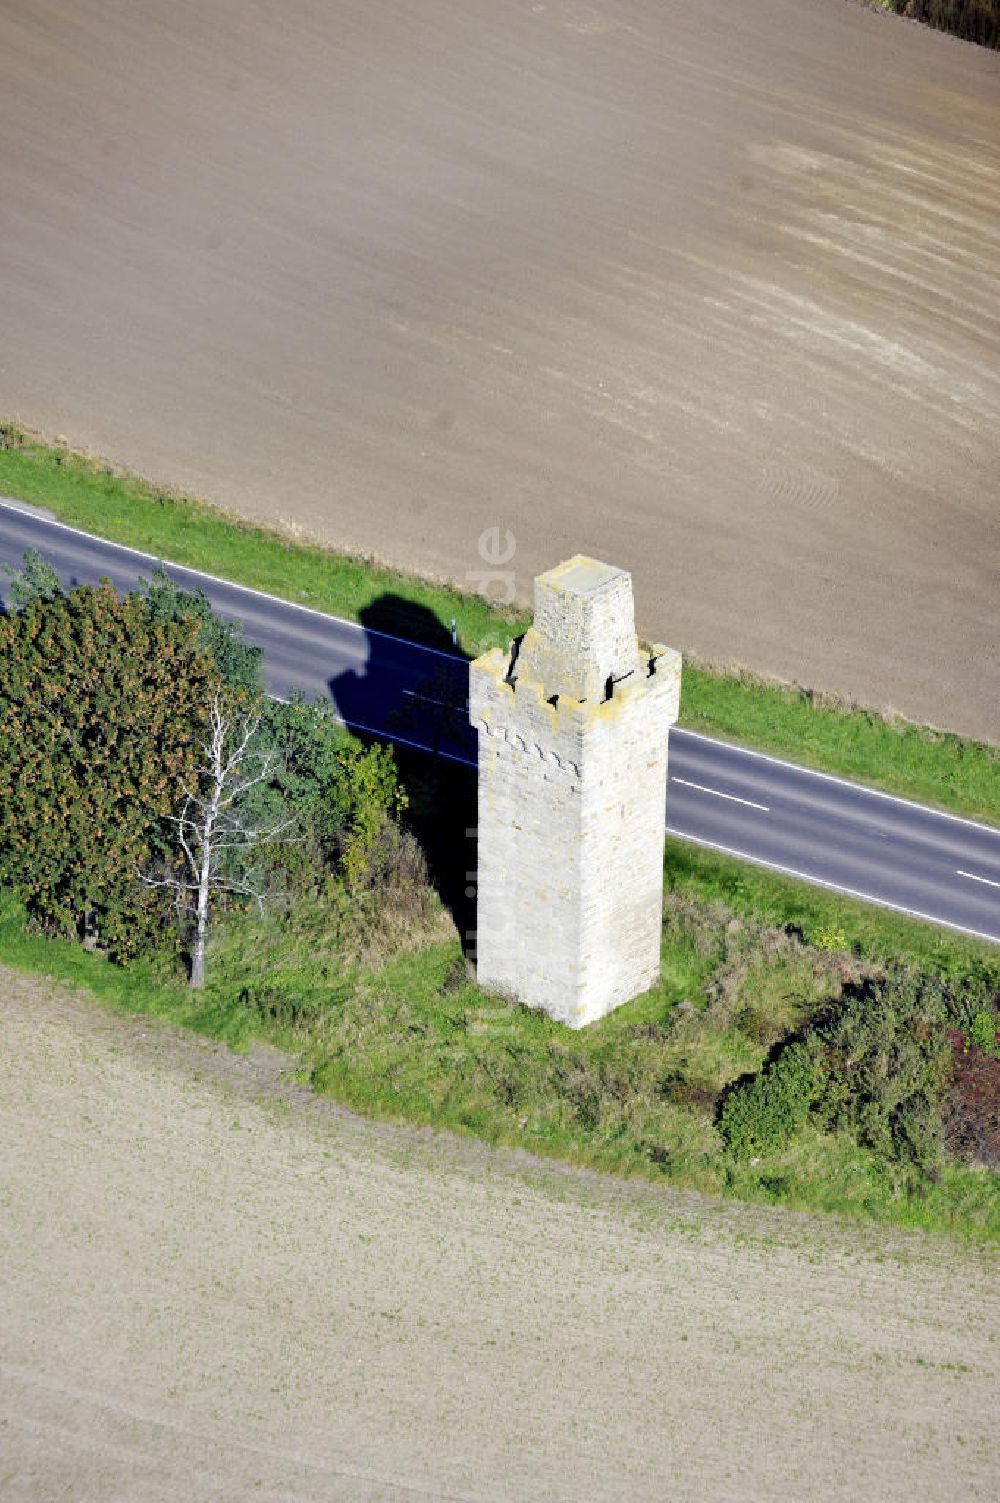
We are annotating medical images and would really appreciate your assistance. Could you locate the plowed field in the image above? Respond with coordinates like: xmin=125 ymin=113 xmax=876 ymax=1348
xmin=1 ymin=0 xmax=998 ymax=737
xmin=1 ymin=967 xmax=998 ymax=1500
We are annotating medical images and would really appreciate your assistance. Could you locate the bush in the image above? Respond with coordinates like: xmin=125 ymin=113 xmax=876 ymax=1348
xmin=3 ymin=546 xmax=63 ymax=606
xmin=813 ymin=924 xmax=848 ymax=954
xmin=937 ymin=966 xmax=1000 ymax=1032
xmin=719 ymin=1042 xmax=816 ymax=1159
xmin=0 ymin=580 xmax=217 ymax=956
xmin=969 ymin=1010 xmax=1000 ymax=1060
xmin=361 ymin=818 xmax=432 ymax=904
xmin=251 ymin=699 xmax=415 ymax=898
xmin=138 ymin=568 xmax=261 ymax=693
xmin=812 ymin=966 xmax=953 ymax=1178
xmin=254 ymin=696 xmax=354 ymax=888
xmin=330 ymin=741 xmax=408 ymax=890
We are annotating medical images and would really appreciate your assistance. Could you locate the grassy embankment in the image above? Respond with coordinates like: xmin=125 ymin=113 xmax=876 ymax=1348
xmin=3 ymin=833 xmax=998 ymax=1243
xmin=2 ymin=422 xmax=998 ymax=824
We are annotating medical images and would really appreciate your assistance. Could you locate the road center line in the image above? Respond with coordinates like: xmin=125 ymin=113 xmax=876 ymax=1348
xmin=956 ymin=869 xmax=1000 ymax=890
xmin=402 ymin=689 xmax=462 ymax=711
xmin=666 ymin=830 xmax=1000 ymax=945
xmin=671 ymin=777 xmax=769 ymax=813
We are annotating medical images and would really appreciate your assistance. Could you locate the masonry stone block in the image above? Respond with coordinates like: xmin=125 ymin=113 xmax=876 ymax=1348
xmin=469 ymin=555 xmax=681 ymax=1028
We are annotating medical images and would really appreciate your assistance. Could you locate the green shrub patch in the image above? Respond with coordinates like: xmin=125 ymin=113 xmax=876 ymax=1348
xmin=719 ymin=1043 xmax=817 ymax=1159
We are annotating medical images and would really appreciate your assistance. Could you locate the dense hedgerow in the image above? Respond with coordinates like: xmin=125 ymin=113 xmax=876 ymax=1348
xmin=887 ymin=0 xmax=1000 ymax=49
xmin=0 ymin=579 xmax=217 ymax=957
xmin=0 ymin=562 xmax=415 ymax=972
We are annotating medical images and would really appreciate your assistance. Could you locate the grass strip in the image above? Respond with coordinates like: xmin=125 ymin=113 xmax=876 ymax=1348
xmin=665 ymin=838 xmax=1000 ymax=985
xmin=2 ymin=838 xmax=998 ymax=1245
xmin=0 ymin=423 xmax=525 ymax=656
xmin=2 ymin=420 xmax=998 ymax=823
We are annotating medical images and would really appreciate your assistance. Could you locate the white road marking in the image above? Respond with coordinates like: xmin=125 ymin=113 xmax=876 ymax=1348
xmin=402 ymin=689 xmax=463 ymax=711
xmin=957 ymin=869 xmax=1000 ymax=890
xmin=678 ymin=726 xmax=1000 ymax=836
xmin=337 ymin=711 xmax=474 ymax=766
xmin=666 ymin=829 xmax=1000 ymax=946
xmin=0 ymin=496 xmax=461 ymax=659
xmin=671 ymin=777 xmax=769 ymax=812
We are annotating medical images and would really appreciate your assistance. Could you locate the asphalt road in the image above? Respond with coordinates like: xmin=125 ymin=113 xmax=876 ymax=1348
xmin=3 ymin=498 xmax=999 ymax=945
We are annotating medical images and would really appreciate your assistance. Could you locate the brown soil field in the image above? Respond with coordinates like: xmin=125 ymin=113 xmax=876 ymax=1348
xmin=0 ymin=0 xmax=998 ymax=740
xmin=1 ymin=965 xmax=998 ymax=1501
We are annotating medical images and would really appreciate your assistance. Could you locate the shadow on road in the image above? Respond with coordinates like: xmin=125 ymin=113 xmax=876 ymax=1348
xmin=328 ymin=594 xmax=478 ymax=949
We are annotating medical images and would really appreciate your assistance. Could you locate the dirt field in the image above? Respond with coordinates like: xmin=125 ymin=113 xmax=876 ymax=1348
xmin=1 ymin=2 xmax=999 ymax=741
xmin=1 ymin=966 xmax=997 ymax=1501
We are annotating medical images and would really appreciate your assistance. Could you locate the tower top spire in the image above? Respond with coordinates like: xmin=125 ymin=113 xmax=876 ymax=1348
xmin=514 ymin=554 xmax=642 ymax=704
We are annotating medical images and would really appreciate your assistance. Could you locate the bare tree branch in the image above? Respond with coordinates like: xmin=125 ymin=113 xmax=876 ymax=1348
xmin=140 ymin=690 xmax=294 ymax=987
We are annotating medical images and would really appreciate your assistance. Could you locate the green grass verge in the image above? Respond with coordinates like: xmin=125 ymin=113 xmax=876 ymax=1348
xmin=2 ymin=420 xmax=998 ymax=823
xmin=666 ymin=838 xmax=1000 ymax=986
xmin=0 ymin=423 xmax=525 ymax=657
xmin=3 ymin=839 xmax=998 ymax=1245
xmin=679 ymin=667 xmax=1000 ymax=826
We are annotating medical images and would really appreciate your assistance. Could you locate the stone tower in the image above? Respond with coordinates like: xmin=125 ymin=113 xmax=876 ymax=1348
xmin=469 ymin=556 xmax=681 ymax=1028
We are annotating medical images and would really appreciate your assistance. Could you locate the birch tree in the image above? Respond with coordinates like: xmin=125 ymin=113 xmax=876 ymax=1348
xmin=148 ymin=692 xmax=293 ymax=988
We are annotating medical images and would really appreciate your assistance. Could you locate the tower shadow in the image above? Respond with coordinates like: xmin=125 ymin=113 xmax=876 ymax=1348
xmin=328 ymin=595 xmax=478 ymax=947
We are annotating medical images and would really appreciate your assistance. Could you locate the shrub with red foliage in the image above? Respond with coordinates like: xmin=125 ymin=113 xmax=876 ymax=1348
xmin=942 ymin=1030 xmax=1000 ymax=1170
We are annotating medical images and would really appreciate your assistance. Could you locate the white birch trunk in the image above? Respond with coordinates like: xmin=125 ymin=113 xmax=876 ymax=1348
xmin=189 ymin=713 xmax=224 ymax=989
xmin=143 ymin=691 xmax=290 ymax=990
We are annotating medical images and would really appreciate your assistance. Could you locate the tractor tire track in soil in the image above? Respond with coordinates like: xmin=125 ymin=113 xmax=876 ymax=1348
xmin=0 ymin=966 xmax=997 ymax=1500
xmin=0 ymin=0 xmax=998 ymax=739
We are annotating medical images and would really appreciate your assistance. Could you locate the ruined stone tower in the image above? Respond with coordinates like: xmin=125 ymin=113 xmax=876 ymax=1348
xmin=469 ymin=556 xmax=682 ymax=1028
